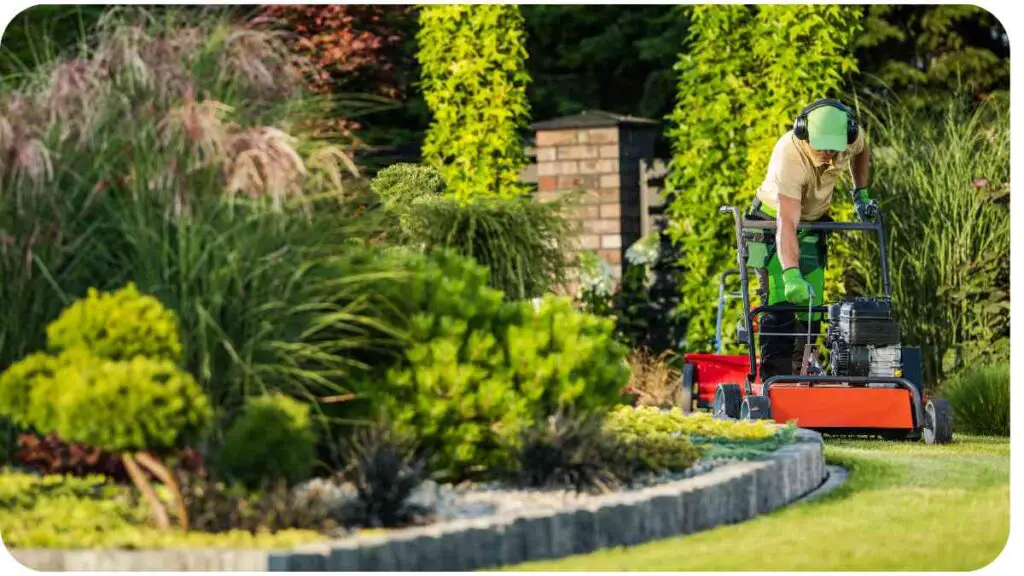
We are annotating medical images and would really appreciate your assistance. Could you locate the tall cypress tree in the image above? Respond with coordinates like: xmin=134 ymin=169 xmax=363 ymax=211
xmin=416 ymin=5 xmax=532 ymax=201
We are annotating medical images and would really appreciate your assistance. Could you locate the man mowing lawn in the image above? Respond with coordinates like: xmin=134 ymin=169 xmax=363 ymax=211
xmin=747 ymin=99 xmax=874 ymax=381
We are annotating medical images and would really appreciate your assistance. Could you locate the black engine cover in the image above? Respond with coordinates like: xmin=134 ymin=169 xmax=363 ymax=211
xmin=832 ymin=298 xmax=901 ymax=346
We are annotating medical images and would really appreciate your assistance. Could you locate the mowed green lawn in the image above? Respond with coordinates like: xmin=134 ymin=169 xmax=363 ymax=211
xmin=509 ymin=435 xmax=1009 ymax=571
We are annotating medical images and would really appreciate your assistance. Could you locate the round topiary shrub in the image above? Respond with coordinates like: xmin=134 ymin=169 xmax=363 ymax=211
xmin=216 ymin=392 xmax=318 ymax=489
xmin=45 ymin=283 xmax=183 ymax=363
xmin=0 ymin=352 xmax=59 ymax=429
xmin=31 ymin=352 xmax=212 ymax=454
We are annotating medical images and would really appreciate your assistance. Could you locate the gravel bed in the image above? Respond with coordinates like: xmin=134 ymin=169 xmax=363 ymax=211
xmin=293 ymin=457 xmax=737 ymax=528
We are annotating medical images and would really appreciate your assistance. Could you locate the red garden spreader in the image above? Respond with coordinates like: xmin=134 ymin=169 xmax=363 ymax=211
xmin=682 ymin=204 xmax=952 ymax=444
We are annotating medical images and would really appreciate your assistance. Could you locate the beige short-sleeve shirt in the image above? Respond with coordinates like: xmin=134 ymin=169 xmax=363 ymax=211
xmin=755 ymin=127 xmax=866 ymax=221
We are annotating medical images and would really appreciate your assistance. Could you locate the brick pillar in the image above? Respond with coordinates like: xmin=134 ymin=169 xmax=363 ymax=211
xmin=531 ymin=111 xmax=659 ymax=287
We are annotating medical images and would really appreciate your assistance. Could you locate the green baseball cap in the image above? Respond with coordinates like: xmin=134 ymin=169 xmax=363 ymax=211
xmin=806 ymin=105 xmax=849 ymax=151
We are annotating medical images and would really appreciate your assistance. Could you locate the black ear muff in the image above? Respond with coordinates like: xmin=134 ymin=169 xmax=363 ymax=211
xmin=793 ymin=114 xmax=809 ymax=141
xmin=793 ymin=98 xmax=859 ymax=145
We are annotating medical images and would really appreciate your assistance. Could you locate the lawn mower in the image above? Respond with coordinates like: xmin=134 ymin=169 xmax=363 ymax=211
xmin=682 ymin=203 xmax=952 ymax=445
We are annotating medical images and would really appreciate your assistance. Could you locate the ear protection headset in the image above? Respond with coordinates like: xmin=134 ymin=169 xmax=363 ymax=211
xmin=792 ymin=98 xmax=859 ymax=145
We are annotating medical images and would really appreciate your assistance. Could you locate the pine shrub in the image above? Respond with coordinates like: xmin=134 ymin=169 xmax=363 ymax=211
xmin=216 ymin=393 xmax=318 ymax=489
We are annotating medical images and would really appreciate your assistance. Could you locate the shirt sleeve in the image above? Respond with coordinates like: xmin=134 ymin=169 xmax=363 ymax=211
xmin=764 ymin=139 xmax=806 ymax=202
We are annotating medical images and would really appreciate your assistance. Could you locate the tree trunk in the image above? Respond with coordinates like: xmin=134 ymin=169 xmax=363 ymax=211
xmin=122 ymin=453 xmax=170 ymax=530
xmin=135 ymin=451 xmax=189 ymax=530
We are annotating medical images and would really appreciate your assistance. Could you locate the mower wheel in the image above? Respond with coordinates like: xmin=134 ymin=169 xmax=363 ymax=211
xmin=713 ymin=384 xmax=742 ymax=420
xmin=740 ymin=396 xmax=772 ymax=420
xmin=923 ymin=398 xmax=953 ymax=445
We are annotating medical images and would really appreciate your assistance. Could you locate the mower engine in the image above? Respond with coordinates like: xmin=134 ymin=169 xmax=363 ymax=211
xmin=826 ymin=298 xmax=903 ymax=379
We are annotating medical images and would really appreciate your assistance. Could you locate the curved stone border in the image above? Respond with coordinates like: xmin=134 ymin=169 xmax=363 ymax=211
xmin=6 ymin=429 xmax=826 ymax=572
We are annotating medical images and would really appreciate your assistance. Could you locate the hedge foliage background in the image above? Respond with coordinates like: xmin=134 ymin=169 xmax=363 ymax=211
xmin=416 ymin=4 xmax=532 ymax=202
xmin=664 ymin=5 xmax=863 ymax=351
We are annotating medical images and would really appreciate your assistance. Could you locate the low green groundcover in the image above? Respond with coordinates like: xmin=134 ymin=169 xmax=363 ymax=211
xmin=0 ymin=470 xmax=326 ymax=549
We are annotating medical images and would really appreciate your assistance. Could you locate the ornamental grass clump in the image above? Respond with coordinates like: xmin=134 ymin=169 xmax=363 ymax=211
xmin=370 ymin=163 xmax=579 ymax=300
xmin=337 ymin=420 xmax=431 ymax=529
xmin=624 ymin=348 xmax=686 ymax=409
xmin=507 ymin=411 xmax=624 ymax=494
xmin=0 ymin=6 xmax=398 ymax=427
xmin=848 ymin=95 xmax=1009 ymax=386
xmin=942 ymin=363 xmax=1009 ymax=436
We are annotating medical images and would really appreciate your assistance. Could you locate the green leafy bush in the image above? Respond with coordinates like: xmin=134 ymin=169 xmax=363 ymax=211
xmin=216 ymin=393 xmax=318 ymax=489
xmin=45 ymin=283 xmax=183 ymax=362
xmin=365 ymin=249 xmax=630 ymax=480
xmin=665 ymin=5 xmax=862 ymax=350
xmin=31 ymin=353 xmax=211 ymax=454
xmin=505 ymin=296 xmax=631 ymax=414
xmin=417 ymin=4 xmax=532 ymax=201
xmin=943 ymin=363 xmax=1009 ymax=436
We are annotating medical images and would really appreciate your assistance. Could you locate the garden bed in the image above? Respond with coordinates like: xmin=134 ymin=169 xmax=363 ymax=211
xmin=5 ymin=423 xmax=826 ymax=572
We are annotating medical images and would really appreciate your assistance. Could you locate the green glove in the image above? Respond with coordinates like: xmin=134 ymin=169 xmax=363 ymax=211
xmin=852 ymin=187 xmax=878 ymax=221
xmin=782 ymin=267 xmax=812 ymax=305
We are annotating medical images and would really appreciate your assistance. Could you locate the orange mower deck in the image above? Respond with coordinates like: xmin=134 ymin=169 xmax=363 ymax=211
xmin=757 ymin=384 xmax=915 ymax=430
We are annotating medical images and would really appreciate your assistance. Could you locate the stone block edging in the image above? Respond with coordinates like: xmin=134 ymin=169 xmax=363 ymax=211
xmin=6 ymin=429 xmax=826 ymax=572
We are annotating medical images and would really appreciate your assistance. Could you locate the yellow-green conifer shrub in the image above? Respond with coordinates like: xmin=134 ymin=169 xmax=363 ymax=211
xmin=0 ymin=352 xmax=58 ymax=428
xmin=46 ymin=283 xmax=183 ymax=362
xmin=35 ymin=353 xmax=211 ymax=453
xmin=1 ymin=284 xmax=209 ymax=456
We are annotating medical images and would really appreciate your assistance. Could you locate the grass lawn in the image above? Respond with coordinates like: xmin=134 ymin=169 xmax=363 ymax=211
xmin=508 ymin=434 xmax=1010 ymax=571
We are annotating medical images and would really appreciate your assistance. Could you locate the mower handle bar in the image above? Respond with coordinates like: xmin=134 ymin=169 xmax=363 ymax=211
xmin=719 ymin=204 xmax=894 ymax=384
xmin=717 ymin=206 xmax=891 ymax=299
xmin=760 ymin=375 xmax=924 ymax=432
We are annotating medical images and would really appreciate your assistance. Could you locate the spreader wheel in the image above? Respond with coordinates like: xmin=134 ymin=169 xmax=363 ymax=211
xmin=713 ymin=384 xmax=742 ymax=420
xmin=923 ymin=398 xmax=953 ymax=445
xmin=681 ymin=363 xmax=697 ymax=413
xmin=740 ymin=396 xmax=772 ymax=420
